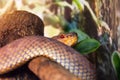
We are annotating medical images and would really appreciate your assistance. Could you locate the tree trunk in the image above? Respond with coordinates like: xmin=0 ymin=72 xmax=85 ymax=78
xmin=87 ymin=0 xmax=119 ymax=80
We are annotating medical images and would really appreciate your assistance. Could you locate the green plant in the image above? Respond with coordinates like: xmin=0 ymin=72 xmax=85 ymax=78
xmin=111 ymin=51 xmax=120 ymax=80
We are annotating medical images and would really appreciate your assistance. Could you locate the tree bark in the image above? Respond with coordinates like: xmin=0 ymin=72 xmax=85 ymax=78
xmin=86 ymin=0 xmax=119 ymax=80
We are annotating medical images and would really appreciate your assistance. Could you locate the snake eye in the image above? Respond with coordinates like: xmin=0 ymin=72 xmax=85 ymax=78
xmin=60 ymin=34 xmax=65 ymax=38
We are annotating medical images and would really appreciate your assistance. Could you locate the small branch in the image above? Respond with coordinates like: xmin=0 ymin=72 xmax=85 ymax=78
xmin=28 ymin=56 xmax=81 ymax=80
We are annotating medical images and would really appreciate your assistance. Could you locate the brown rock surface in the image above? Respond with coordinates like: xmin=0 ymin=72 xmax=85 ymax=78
xmin=0 ymin=10 xmax=44 ymax=47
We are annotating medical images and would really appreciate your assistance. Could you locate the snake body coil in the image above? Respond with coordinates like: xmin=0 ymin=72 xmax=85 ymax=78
xmin=0 ymin=36 xmax=96 ymax=80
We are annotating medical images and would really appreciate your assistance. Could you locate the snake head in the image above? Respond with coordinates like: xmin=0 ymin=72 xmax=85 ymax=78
xmin=52 ymin=32 xmax=78 ymax=46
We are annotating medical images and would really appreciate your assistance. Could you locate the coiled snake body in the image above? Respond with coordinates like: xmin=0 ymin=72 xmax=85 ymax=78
xmin=0 ymin=36 xmax=96 ymax=80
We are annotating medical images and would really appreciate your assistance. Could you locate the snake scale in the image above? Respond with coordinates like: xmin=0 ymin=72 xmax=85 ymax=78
xmin=0 ymin=35 xmax=96 ymax=80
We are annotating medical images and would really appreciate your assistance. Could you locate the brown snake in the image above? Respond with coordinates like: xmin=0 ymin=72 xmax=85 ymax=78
xmin=0 ymin=34 xmax=96 ymax=80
